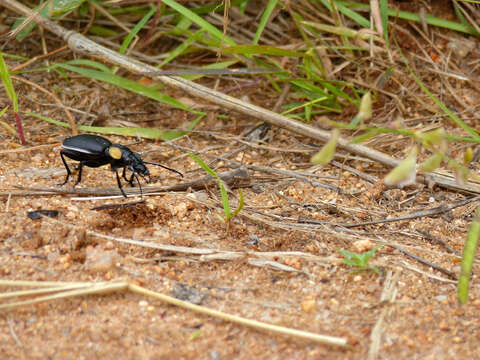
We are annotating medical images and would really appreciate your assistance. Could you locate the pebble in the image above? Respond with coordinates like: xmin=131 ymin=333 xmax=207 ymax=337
xmin=301 ymin=298 xmax=316 ymax=313
xmin=172 ymin=202 xmax=188 ymax=218
xmin=353 ymin=275 xmax=362 ymax=282
xmin=85 ymin=247 xmax=118 ymax=274
xmin=352 ymin=239 xmax=375 ymax=253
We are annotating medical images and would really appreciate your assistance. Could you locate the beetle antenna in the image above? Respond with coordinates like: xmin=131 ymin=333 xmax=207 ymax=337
xmin=143 ymin=162 xmax=183 ymax=177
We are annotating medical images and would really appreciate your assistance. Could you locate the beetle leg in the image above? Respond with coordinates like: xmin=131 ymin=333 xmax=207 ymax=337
xmin=128 ymin=172 xmax=136 ymax=187
xmin=58 ymin=151 xmax=72 ymax=186
xmin=132 ymin=172 xmax=143 ymax=198
xmin=114 ymin=168 xmax=128 ymax=198
xmin=74 ymin=162 xmax=84 ymax=186
xmin=121 ymin=166 xmax=128 ymax=182
xmin=121 ymin=167 xmax=136 ymax=187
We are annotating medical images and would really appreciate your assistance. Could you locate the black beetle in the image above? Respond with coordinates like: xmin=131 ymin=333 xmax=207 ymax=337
xmin=59 ymin=134 xmax=182 ymax=198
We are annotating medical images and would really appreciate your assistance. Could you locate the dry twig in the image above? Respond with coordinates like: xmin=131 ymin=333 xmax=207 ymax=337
xmin=0 ymin=279 xmax=348 ymax=346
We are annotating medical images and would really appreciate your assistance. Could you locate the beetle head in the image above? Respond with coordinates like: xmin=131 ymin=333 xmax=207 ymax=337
xmin=129 ymin=151 xmax=151 ymax=182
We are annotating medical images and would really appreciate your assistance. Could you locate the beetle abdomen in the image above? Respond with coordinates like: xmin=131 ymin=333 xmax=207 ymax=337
xmin=62 ymin=134 xmax=112 ymax=154
xmin=61 ymin=134 xmax=113 ymax=167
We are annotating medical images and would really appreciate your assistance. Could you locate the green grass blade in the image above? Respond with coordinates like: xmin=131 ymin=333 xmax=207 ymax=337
xmin=301 ymin=22 xmax=380 ymax=41
xmin=338 ymin=1 xmax=475 ymax=35
xmin=181 ymin=60 xmax=239 ymax=81
xmin=159 ymin=30 xmax=203 ymax=68
xmin=120 ymin=6 xmax=156 ymax=54
xmin=29 ymin=112 xmax=185 ymax=140
xmin=220 ymin=184 xmax=231 ymax=219
xmin=188 ymin=152 xmax=218 ymax=178
xmin=0 ymin=106 xmax=15 ymax=135
xmin=64 ymin=59 xmax=114 ymax=73
xmin=162 ymin=0 xmax=236 ymax=46
xmin=13 ymin=0 xmax=87 ymax=41
xmin=88 ymin=25 xmax=118 ymax=37
xmin=0 ymin=106 xmax=8 ymax=118
xmin=317 ymin=0 xmax=370 ymax=28
xmin=0 ymin=51 xmax=18 ymax=112
xmin=231 ymin=189 xmax=244 ymax=218
xmin=380 ymin=0 xmax=389 ymax=45
xmin=397 ymin=43 xmax=480 ymax=141
xmin=51 ymin=63 xmax=192 ymax=112
xmin=253 ymin=0 xmax=279 ymax=45
xmin=188 ymin=152 xmax=234 ymax=219
xmin=452 ymin=1 xmax=480 ymax=36
xmin=222 ymin=45 xmax=305 ymax=57
xmin=458 ymin=205 xmax=480 ymax=304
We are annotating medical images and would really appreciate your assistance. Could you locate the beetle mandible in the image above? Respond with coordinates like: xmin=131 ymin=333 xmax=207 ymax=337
xmin=59 ymin=134 xmax=182 ymax=197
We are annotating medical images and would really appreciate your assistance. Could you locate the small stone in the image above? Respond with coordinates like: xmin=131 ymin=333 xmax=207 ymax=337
xmin=210 ymin=350 xmax=220 ymax=359
xmin=172 ymin=202 xmax=188 ymax=218
xmin=186 ymin=191 xmax=208 ymax=202
xmin=85 ymin=247 xmax=117 ymax=274
xmin=439 ymin=321 xmax=449 ymax=331
xmin=453 ymin=336 xmax=463 ymax=343
xmin=353 ymin=275 xmax=362 ymax=282
xmin=301 ymin=298 xmax=316 ymax=313
xmin=47 ymin=252 xmax=58 ymax=262
xmin=352 ymin=239 xmax=375 ymax=253
xmin=65 ymin=211 xmax=76 ymax=220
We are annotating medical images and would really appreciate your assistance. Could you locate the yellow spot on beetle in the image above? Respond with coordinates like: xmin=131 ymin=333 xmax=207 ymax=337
xmin=109 ymin=146 xmax=122 ymax=159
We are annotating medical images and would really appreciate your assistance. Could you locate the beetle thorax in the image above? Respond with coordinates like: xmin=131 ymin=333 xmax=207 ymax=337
xmin=122 ymin=149 xmax=149 ymax=177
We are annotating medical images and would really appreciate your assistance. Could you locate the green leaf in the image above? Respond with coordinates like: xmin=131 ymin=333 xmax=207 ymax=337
xmin=384 ymin=146 xmax=418 ymax=187
xmin=464 ymin=147 xmax=473 ymax=165
xmin=351 ymin=129 xmax=379 ymax=144
xmin=416 ymin=127 xmax=446 ymax=148
xmin=189 ymin=329 xmax=201 ymax=341
xmin=419 ymin=153 xmax=443 ymax=173
xmin=340 ymin=246 xmax=382 ymax=271
xmin=311 ymin=129 xmax=339 ymax=165
xmin=357 ymin=91 xmax=372 ymax=123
